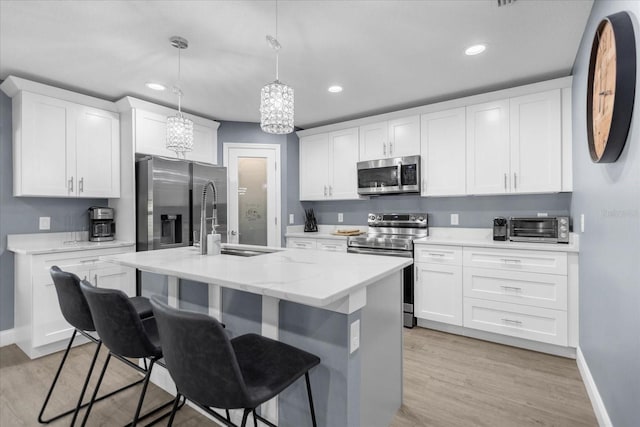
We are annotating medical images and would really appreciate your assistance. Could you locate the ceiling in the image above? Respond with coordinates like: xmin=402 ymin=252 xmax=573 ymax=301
xmin=0 ymin=0 xmax=593 ymax=129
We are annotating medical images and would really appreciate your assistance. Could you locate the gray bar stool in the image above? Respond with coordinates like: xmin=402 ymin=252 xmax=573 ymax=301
xmin=79 ymin=281 xmax=183 ymax=427
xmin=150 ymin=297 xmax=320 ymax=427
xmin=38 ymin=266 xmax=153 ymax=426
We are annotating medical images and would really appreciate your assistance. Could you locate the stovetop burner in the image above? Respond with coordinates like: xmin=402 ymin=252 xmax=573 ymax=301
xmin=347 ymin=212 xmax=428 ymax=252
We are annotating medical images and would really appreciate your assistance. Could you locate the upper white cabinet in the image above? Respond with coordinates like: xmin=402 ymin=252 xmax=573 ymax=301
xmin=509 ymin=90 xmax=562 ymax=193
xmin=133 ymin=108 xmax=218 ymax=164
xmin=466 ymin=89 xmax=562 ymax=195
xmin=359 ymin=115 xmax=420 ymax=161
xmin=300 ymin=127 xmax=359 ymax=201
xmin=2 ymin=80 xmax=120 ymax=198
xmin=466 ymin=100 xmax=511 ymax=195
xmin=420 ymin=108 xmax=466 ymax=196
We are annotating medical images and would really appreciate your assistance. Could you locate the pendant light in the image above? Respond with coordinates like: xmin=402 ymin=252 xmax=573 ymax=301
xmin=166 ymin=36 xmax=194 ymax=157
xmin=260 ymin=0 xmax=294 ymax=134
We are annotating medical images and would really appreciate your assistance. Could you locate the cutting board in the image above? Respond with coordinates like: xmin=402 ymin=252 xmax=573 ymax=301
xmin=331 ymin=229 xmax=365 ymax=236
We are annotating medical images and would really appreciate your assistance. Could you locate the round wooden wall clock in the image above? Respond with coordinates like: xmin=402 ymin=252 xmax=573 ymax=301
xmin=587 ymin=11 xmax=636 ymax=163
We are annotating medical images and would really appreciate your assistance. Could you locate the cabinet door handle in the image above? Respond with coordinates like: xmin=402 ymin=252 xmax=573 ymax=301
xmin=324 ymin=185 xmax=327 ymax=197
xmin=329 ymin=185 xmax=333 ymax=196
xmin=69 ymin=176 xmax=74 ymax=192
xmin=94 ymin=274 xmax=98 ymax=287
xmin=389 ymin=140 xmax=393 ymax=156
xmin=504 ymin=173 xmax=507 ymax=191
xmin=428 ymin=252 xmax=446 ymax=257
xmin=500 ymin=285 xmax=522 ymax=292
xmin=501 ymin=318 xmax=522 ymax=325
xmin=513 ymin=173 xmax=517 ymax=190
xmin=383 ymin=142 xmax=387 ymax=156
xmin=501 ymin=258 xmax=522 ymax=264
xmin=80 ymin=258 xmax=100 ymax=263
xmin=79 ymin=177 xmax=84 ymax=193
xmin=295 ymin=242 xmax=307 ymax=248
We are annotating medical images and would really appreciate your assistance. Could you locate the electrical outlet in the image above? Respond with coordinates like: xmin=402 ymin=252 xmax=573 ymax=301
xmin=450 ymin=213 xmax=459 ymax=226
xmin=350 ymin=319 xmax=360 ymax=353
xmin=39 ymin=217 xmax=50 ymax=230
xmin=338 ymin=213 xmax=344 ymax=223
xmin=580 ymin=214 xmax=585 ymax=233
xmin=289 ymin=214 xmax=294 ymax=224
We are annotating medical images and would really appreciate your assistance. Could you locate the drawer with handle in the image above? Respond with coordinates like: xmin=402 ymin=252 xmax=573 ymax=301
xmin=463 ymin=297 xmax=568 ymax=346
xmin=463 ymin=248 xmax=567 ymax=275
xmin=316 ymin=238 xmax=347 ymax=252
xmin=414 ymin=244 xmax=462 ymax=265
xmin=463 ymin=267 xmax=567 ymax=310
xmin=286 ymin=237 xmax=317 ymax=250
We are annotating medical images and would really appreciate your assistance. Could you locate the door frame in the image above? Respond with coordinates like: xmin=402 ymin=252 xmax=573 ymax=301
xmin=223 ymin=142 xmax=282 ymax=247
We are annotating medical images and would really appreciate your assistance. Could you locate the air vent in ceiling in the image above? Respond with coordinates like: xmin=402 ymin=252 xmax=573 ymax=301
xmin=497 ymin=0 xmax=517 ymax=6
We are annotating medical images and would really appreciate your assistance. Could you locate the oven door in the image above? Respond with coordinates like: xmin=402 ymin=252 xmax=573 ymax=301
xmin=347 ymin=246 xmax=416 ymax=328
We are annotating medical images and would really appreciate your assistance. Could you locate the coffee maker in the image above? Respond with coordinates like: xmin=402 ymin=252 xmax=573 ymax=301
xmin=493 ymin=217 xmax=508 ymax=241
xmin=88 ymin=207 xmax=115 ymax=241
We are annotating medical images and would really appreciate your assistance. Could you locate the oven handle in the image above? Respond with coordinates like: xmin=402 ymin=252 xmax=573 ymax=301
xmin=347 ymin=247 xmax=413 ymax=258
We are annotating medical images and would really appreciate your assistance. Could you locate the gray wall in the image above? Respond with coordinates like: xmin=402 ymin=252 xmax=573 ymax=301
xmin=0 ymin=90 xmax=106 ymax=331
xmin=570 ymin=1 xmax=640 ymax=426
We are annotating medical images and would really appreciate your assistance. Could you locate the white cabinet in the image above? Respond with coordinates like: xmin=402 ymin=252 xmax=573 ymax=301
xmin=414 ymin=245 xmax=463 ymax=326
xmin=462 ymin=247 xmax=569 ymax=346
xmin=359 ymin=116 xmax=420 ymax=161
xmin=299 ymin=128 xmax=359 ymax=201
xmin=509 ymin=90 xmax=562 ymax=193
xmin=466 ymin=100 xmax=510 ymax=195
xmin=466 ymin=90 xmax=562 ymax=195
xmin=286 ymin=236 xmax=348 ymax=252
xmin=9 ymin=91 xmax=120 ymax=197
xmin=134 ymin=108 xmax=218 ymax=164
xmin=13 ymin=245 xmax=135 ymax=359
xmin=420 ymin=108 xmax=466 ymax=196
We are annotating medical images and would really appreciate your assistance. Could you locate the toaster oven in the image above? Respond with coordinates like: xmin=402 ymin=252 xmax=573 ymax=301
xmin=508 ymin=216 xmax=570 ymax=243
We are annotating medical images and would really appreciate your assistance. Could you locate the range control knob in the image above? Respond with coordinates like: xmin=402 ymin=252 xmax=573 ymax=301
xmin=410 ymin=216 xmax=416 ymax=221
xmin=418 ymin=216 xmax=424 ymax=221
xmin=368 ymin=214 xmax=376 ymax=221
xmin=560 ymin=226 xmax=568 ymax=232
xmin=377 ymin=215 xmax=382 ymax=220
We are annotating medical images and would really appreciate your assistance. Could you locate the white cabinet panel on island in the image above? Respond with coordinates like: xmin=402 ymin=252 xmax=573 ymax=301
xmin=4 ymin=88 xmax=120 ymax=198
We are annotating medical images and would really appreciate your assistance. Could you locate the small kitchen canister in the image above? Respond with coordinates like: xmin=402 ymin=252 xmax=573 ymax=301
xmin=207 ymin=233 xmax=221 ymax=255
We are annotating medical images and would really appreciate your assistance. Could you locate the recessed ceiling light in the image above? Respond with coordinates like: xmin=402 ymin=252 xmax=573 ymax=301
xmin=465 ymin=44 xmax=486 ymax=56
xmin=145 ymin=82 xmax=166 ymax=91
xmin=328 ymin=85 xmax=343 ymax=93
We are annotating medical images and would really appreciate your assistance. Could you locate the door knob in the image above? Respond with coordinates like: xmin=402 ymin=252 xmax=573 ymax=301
xmin=230 ymin=230 xmax=237 ymax=236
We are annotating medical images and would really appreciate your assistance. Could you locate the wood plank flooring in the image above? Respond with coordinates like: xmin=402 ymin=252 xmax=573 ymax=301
xmin=0 ymin=328 xmax=597 ymax=426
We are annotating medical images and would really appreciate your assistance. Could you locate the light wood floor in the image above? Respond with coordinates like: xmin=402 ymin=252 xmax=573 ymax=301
xmin=0 ymin=328 xmax=597 ymax=426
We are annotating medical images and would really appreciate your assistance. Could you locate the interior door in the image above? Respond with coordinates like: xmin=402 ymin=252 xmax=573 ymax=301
xmin=224 ymin=144 xmax=280 ymax=247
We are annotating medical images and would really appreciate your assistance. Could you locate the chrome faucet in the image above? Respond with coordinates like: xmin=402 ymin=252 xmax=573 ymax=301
xmin=200 ymin=180 xmax=218 ymax=255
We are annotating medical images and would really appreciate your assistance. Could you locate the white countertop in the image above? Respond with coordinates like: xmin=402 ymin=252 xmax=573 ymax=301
xmin=285 ymin=224 xmax=367 ymax=240
xmin=102 ymin=244 xmax=412 ymax=308
xmin=7 ymin=232 xmax=135 ymax=255
xmin=414 ymin=228 xmax=579 ymax=253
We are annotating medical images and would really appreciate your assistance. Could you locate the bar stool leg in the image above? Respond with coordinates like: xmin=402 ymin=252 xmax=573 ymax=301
xmin=240 ymin=408 xmax=251 ymax=427
xmin=38 ymin=329 xmax=78 ymax=423
xmin=305 ymin=372 xmax=317 ymax=427
xmin=80 ymin=352 xmax=112 ymax=427
xmin=167 ymin=392 xmax=183 ymax=426
xmin=69 ymin=340 xmax=102 ymax=426
xmin=131 ymin=358 xmax=156 ymax=426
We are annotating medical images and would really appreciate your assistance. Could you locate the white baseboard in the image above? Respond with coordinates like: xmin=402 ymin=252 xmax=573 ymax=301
xmin=0 ymin=328 xmax=16 ymax=347
xmin=576 ymin=346 xmax=612 ymax=427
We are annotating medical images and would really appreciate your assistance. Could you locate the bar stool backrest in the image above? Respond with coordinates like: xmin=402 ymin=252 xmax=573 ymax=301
xmin=80 ymin=281 xmax=161 ymax=359
xmin=150 ymin=297 xmax=250 ymax=409
xmin=50 ymin=266 xmax=95 ymax=332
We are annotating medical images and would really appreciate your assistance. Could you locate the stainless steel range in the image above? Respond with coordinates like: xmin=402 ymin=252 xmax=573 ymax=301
xmin=347 ymin=213 xmax=428 ymax=328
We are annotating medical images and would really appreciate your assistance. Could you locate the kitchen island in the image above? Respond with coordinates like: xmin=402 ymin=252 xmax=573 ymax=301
xmin=102 ymin=245 xmax=412 ymax=427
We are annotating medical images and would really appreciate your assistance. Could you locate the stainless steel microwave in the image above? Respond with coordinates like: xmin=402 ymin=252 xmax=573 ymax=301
xmin=509 ymin=216 xmax=570 ymax=243
xmin=357 ymin=155 xmax=420 ymax=195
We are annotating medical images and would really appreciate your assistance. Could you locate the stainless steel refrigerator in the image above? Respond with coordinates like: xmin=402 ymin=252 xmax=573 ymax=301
xmin=136 ymin=156 xmax=228 ymax=252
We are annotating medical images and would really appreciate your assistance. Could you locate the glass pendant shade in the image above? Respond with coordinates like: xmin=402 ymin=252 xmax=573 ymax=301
xmin=260 ymin=80 xmax=294 ymax=134
xmin=166 ymin=113 xmax=194 ymax=154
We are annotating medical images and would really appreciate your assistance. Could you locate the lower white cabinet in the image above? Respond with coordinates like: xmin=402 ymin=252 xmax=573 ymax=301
xmin=14 ymin=245 xmax=135 ymax=359
xmin=463 ymin=298 xmax=568 ymax=346
xmin=414 ymin=244 xmax=463 ymax=326
xmin=286 ymin=236 xmax=347 ymax=252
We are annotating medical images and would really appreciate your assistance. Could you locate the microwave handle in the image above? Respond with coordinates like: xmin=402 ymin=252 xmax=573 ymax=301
xmin=397 ymin=163 xmax=402 ymax=185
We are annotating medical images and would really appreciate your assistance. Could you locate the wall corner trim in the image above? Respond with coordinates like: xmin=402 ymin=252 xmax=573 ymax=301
xmin=576 ymin=346 xmax=613 ymax=427
xmin=0 ymin=328 xmax=16 ymax=348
